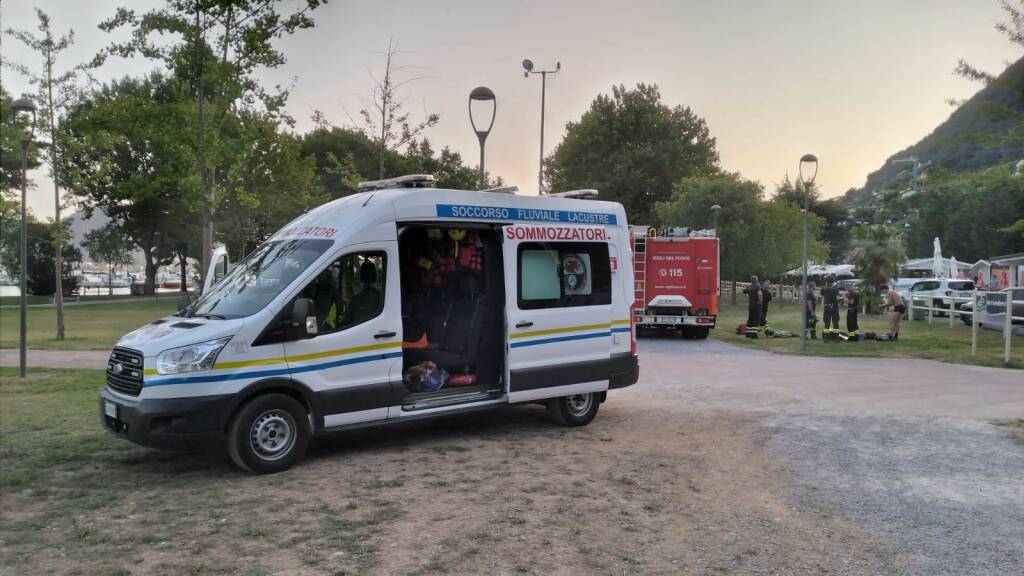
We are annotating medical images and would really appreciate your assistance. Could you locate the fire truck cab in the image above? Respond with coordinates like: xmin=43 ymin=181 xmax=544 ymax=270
xmin=632 ymin=226 xmax=719 ymax=339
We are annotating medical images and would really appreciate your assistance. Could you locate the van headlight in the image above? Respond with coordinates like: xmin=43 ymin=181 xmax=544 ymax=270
xmin=156 ymin=337 xmax=231 ymax=375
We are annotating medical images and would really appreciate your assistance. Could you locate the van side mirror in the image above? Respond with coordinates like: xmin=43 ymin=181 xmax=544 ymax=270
xmin=176 ymin=293 xmax=195 ymax=311
xmin=291 ymin=298 xmax=318 ymax=338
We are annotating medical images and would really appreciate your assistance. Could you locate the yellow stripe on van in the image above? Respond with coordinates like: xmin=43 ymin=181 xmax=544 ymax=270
xmin=510 ymin=322 xmax=612 ymax=339
xmin=212 ymin=341 xmax=402 ymax=370
xmin=144 ymin=368 xmax=158 ymax=376
xmin=612 ymin=319 xmax=630 ymax=325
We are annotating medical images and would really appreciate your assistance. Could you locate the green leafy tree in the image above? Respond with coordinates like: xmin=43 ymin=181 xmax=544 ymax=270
xmin=215 ymin=113 xmax=326 ymax=259
xmin=952 ymin=0 xmax=1024 ymax=147
xmin=5 ymin=8 xmax=99 ymax=338
xmin=82 ymin=223 xmax=134 ymax=295
xmin=25 ymin=219 xmax=80 ymax=296
xmin=774 ymin=175 xmax=851 ymax=261
xmin=99 ymin=0 xmax=325 ymax=282
xmin=62 ymin=73 xmax=200 ymax=295
xmin=547 ymin=84 xmax=719 ymax=223
xmin=904 ymin=164 xmax=1024 ymax=260
xmin=853 ymin=225 xmax=907 ymax=312
xmin=656 ymin=173 xmax=826 ymax=302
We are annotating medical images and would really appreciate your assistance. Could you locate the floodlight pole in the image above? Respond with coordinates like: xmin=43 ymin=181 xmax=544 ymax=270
xmin=524 ymin=60 xmax=560 ymax=194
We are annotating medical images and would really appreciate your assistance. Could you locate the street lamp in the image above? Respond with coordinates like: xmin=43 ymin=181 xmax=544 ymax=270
xmin=468 ymin=86 xmax=496 ymax=190
xmin=710 ymin=204 xmax=721 ymax=236
xmin=12 ymin=96 xmax=37 ymax=378
xmin=523 ymin=58 xmax=560 ymax=194
xmin=798 ymin=153 xmax=818 ymax=353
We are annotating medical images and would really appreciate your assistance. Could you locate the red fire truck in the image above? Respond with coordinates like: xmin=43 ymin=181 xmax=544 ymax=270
xmin=632 ymin=226 xmax=719 ymax=338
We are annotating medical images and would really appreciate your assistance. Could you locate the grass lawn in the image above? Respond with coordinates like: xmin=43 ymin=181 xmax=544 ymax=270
xmin=711 ymin=300 xmax=1023 ymax=369
xmin=0 ymin=292 xmax=183 ymax=307
xmin=0 ymin=368 xmax=405 ymax=575
xmin=0 ymin=300 xmax=176 ymax=351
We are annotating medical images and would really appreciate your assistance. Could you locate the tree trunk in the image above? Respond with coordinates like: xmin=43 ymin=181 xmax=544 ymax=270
xmin=179 ymin=251 xmax=188 ymax=292
xmin=144 ymin=251 xmax=158 ymax=296
xmin=45 ymin=44 xmax=65 ymax=340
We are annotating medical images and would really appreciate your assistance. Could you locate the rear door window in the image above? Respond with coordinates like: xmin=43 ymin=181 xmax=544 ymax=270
xmin=518 ymin=242 xmax=611 ymax=309
xmin=948 ymin=281 xmax=975 ymax=291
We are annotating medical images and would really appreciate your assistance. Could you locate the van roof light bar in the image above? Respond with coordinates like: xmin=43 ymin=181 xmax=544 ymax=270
xmin=482 ymin=185 xmax=518 ymax=195
xmin=548 ymin=189 xmax=599 ymax=200
xmin=357 ymin=174 xmax=436 ymax=191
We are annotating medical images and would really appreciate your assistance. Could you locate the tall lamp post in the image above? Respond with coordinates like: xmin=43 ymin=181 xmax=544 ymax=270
xmin=12 ymin=96 xmax=37 ymax=378
xmin=798 ymin=153 xmax=818 ymax=353
xmin=710 ymin=204 xmax=721 ymax=235
xmin=468 ymin=87 xmax=496 ymax=190
xmin=522 ymin=59 xmax=560 ymax=194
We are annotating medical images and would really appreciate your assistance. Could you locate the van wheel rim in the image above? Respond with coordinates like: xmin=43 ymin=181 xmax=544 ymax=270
xmin=250 ymin=409 xmax=296 ymax=461
xmin=566 ymin=394 xmax=592 ymax=417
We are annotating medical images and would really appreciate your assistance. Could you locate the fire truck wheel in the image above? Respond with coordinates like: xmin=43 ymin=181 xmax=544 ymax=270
xmin=694 ymin=327 xmax=710 ymax=340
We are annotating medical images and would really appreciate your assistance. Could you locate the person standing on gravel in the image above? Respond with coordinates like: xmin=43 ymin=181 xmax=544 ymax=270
xmin=745 ymin=276 xmax=763 ymax=339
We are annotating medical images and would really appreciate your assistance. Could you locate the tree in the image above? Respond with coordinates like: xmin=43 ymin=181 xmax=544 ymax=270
xmin=25 ymin=218 xmax=80 ymax=296
xmin=656 ymin=173 xmax=826 ymax=303
xmin=853 ymin=225 xmax=907 ymax=312
xmin=904 ymin=164 xmax=1024 ymax=261
xmin=5 ymin=8 xmax=98 ymax=339
xmin=215 ymin=113 xmax=326 ymax=259
xmin=82 ymin=223 xmax=134 ymax=295
xmin=546 ymin=84 xmax=719 ymax=223
xmin=99 ymin=0 xmax=325 ymax=284
xmin=62 ymin=73 xmax=200 ymax=295
xmin=773 ymin=175 xmax=852 ymax=261
xmin=952 ymin=0 xmax=1024 ymax=147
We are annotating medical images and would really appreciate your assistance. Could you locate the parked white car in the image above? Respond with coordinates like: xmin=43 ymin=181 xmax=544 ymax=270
xmin=898 ymin=278 xmax=976 ymax=317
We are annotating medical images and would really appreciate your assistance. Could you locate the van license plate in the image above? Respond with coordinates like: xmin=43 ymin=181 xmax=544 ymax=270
xmin=104 ymin=401 xmax=118 ymax=419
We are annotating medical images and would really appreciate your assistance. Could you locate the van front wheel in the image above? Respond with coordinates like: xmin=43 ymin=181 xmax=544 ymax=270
xmin=548 ymin=392 xmax=600 ymax=427
xmin=227 ymin=393 xmax=311 ymax=474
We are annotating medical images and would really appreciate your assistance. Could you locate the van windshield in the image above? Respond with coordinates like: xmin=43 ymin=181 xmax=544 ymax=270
xmin=186 ymin=239 xmax=333 ymax=319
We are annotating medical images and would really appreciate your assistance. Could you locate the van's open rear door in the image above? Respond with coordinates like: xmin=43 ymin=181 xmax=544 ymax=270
xmin=202 ymin=244 xmax=230 ymax=294
xmin=501 ymin=224 xmax=613 ymax=403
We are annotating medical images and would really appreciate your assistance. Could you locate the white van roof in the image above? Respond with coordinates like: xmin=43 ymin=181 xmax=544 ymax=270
xmin=271 ymin=186 xmax=627 ymax=243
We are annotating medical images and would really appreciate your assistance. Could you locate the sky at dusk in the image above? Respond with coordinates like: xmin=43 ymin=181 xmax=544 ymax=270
xmin=2 ymin=0 xmax=1019 ymax=220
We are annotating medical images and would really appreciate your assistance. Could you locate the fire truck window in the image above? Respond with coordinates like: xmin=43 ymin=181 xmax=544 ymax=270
xmin=518 ymin=242 xmax=610 ymax=310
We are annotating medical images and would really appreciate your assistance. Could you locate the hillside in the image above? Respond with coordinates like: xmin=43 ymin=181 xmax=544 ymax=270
xmin=843 ymin=56 xmax=1024 ymax=205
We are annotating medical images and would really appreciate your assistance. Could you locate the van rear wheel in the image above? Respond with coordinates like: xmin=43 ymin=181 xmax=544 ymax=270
xmin=548 ymin=392 xmax=600 ymax=426
xmin=227 ymin=393 xmax=311 ymax=474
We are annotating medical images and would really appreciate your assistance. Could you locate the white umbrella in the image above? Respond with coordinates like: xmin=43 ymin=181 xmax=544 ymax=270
xmin=932 ymin=237 xmax=944 ymax=278
xmin=950 ymin=255 xmax=959 ymax=279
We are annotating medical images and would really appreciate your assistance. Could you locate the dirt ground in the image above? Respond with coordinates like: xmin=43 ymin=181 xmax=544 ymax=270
xmin=3 ymin=401 xmax=896 ymax=576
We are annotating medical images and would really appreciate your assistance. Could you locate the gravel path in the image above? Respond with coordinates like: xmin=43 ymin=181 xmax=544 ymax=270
xmin=632 ymin=336 xmax=1024 ymax=575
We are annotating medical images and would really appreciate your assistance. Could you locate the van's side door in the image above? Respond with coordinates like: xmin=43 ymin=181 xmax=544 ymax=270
xmin=283 ymin=243 xmax=403 ymax=428
xmin=502 ymin=226 xmax=614 ymax=403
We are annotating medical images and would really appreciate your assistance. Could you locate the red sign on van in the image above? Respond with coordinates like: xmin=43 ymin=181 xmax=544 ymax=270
xmin=505 ymin=225 xmax=608 ymax=242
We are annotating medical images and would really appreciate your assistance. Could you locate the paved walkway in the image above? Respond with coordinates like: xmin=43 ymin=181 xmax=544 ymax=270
xmin=0 ymin=349 xmax=109 ymax=370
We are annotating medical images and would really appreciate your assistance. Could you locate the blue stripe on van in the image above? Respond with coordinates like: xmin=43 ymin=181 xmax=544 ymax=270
xmin=144 ymin=351 xmax=403 ymax=387
xmin=510 ymin=331 xmax=611 ymax=348
xmin=610 ymin=327 xmax=631 ymax=334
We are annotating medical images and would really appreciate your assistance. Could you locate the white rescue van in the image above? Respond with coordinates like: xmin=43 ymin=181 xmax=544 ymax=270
xmin=101 ymin=175 xmax=639 ymax=473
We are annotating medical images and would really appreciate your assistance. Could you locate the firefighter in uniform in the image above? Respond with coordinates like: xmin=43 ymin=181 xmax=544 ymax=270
xmin=845 ymin=283 xmax=860 ymax=339
xmin=760 ymin=280 xmax=773 ymax=331
xmin=744 ymin=275 xmax=762 ymax=339
xmin=821 ymin=275 xmax=840 ymax=342
xmin=805 ymin=282 xmax=818 ymax=339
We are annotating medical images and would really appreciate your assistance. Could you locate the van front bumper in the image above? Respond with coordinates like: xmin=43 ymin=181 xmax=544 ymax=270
xmin=100 ymin=387 xmax=231 ymax=450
